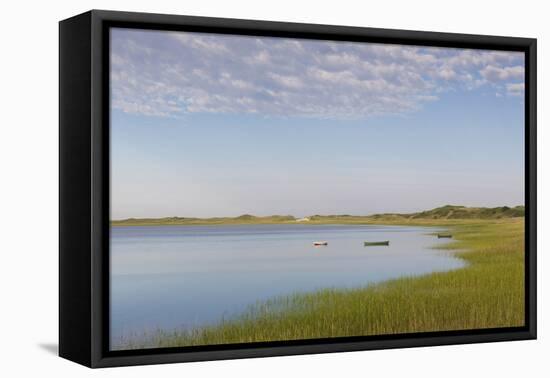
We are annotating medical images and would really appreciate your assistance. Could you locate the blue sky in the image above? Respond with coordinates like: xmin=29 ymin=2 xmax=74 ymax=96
xmin=110 ymin=28 xmax=524 ymax=219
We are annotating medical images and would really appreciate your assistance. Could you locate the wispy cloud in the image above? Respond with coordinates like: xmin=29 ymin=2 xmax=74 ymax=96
xmin=506 ymin=82 xmax=525 ymax=96
xmin=480 ymin=65 xmax=524 ymax=82
xmin=110 ymin=28 xmax=525 ymax=119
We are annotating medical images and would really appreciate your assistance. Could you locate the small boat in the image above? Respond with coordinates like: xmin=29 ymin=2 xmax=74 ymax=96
xmin=313 ymin=241 xmax=328 ymax=246
xmin=437 ymin=234 xmax=453 ymax=238
xmin=364 ymin=241 xmax=389 ymax=246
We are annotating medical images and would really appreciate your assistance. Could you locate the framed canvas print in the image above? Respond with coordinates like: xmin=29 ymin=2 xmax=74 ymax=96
xmin=59 ymin=10 xmax=537 ymax=368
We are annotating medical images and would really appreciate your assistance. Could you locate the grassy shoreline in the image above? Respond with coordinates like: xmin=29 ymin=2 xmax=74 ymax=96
xmin=117 ymin=217 xmax=525 ymax=350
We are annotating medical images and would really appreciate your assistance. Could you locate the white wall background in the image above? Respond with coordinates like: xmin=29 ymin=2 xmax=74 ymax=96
xmin=0 ymin=0 xmax=546 ymax=376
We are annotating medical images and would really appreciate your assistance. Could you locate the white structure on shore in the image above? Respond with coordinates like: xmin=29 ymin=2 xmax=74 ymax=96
xmin=296 ymin=217 xmax=310 ymax=222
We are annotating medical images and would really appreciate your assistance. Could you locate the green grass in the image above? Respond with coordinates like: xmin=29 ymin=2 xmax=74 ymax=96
xmin=117 ymin=217 xmax=525 ymax=349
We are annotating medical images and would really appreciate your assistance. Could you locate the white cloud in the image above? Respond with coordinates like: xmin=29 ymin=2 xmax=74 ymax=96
xmin=506 ymin=82 xmax=525 ymax=96
xmin=268 ymin=73 xmax=304 ymax=89
xmin=252 ymin=50 xmax=270 ymax=64
xmin=110 ymin=28 xmax=525 ymax=119
xmin=480 ymin=65 xmax=524 ymax=82
xmin=437 ymin=67 xmax=457 ymax=80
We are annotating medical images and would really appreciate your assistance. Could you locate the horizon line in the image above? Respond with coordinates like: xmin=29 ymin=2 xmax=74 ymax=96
xmin=110 ymin=204 xmax=525 ymax=222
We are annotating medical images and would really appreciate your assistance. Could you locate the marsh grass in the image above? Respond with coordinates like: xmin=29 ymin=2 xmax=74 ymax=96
xmin=118 ymin=218 xmax=525 ymax=349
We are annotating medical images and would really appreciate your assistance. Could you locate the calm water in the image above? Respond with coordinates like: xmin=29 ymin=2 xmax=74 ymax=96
xmin=110 ymin=224 xmax=465 ymax=347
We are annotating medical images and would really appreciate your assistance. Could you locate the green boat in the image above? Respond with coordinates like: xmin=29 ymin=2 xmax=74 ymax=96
xmin=437 ymin=234 xmax=453 ymax=238
xmin=364 ymin=241 xmax=389 ymax=246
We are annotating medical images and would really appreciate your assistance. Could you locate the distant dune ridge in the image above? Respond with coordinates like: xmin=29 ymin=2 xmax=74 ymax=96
xmin=111 ymin=205 xmax=525 ymax=226
xmin=366 ymin=204 xmax=525 ymax=220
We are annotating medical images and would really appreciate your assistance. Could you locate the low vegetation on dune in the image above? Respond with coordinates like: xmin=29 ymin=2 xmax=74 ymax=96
xmin=111 ymin=205 xmax=524 ymax=226
xmin=407 ymin=204 xmax=525 ymax=219
xmin=118 ymin=217 xmax=525 ymax=349
xmin=111 ymin=214 xmax=296 ymax=226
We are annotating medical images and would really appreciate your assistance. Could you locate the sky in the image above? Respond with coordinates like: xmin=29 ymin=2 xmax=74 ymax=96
xmin=110 ymin=28 xmax=525 ymax=220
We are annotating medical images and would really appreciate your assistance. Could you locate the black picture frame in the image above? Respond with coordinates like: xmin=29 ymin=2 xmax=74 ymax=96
xmin=59 ymin=9 xmax=537 ymax=368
